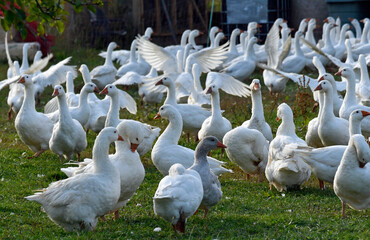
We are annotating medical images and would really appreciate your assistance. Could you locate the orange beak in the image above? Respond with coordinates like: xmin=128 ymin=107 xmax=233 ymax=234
xmin=17 ymin=77 xmax=25 ymax=84
xmin=52 ymin=89 xmax=59 ymax=97
xmin=257 ymin=23 xmax=262 ymax=28
xmin=199 ymin=31 xmax=204 ymax=35
xmin=154 ymin=113 xmax=161 ymax=120
xmin=217 ymin=141 xmax=227 ymax=149
xmin=305 ymin=18 xmax=311 ymax=22
xmin=333 ymin=24 xmax=338 ymax=27
xmin=323 ymin=18 xmax=329 ymax=23
xmin=318 ymin=75 xmax=324 ymax=82
xmin=117 ymin=135 xmax=124 ymax=141
xmin=217 ymin=29 xmax=223 ymax=32
xmin=290 ymin=28 xmax=295 ymax=31
xmin=360 ymin=19 xmax=365 ymax=23
xmin=240 ymin=30 xmax=244 ymax=33
xmin=155 ymin=79 xmax=164 ymax=86
xmin=276 ymin=116 xmax=281 ymax=121
xmin=254 ymin=83 xmax=260 ymax=90
xmin=94 ymin=86 xmax=100 ymax=93
xmin=361 ymin=111 xmax=370 ymax=117
xmin=335 ymin=70 xmax=342 ymax=76
xmin=314 ymin=84 xmax=322 ymax=91
xmin=283 ymin=19 xmax=287 ymax=23
xmin=99 ymin=87 xmax=108 ymax=95
xmin=348 ymin=17 xmax=354 ymax=22
xmin=206 ymin=87 xmax=212 ymax=94
xmin=130 ymin=143 xmax=139 ymax=152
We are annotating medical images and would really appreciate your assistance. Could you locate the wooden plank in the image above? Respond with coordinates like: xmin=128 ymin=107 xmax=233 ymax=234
xmin=155 ymin=0 xmax=161 ymax=33
xmin=188 ymin=0 xmax=193 ymax=29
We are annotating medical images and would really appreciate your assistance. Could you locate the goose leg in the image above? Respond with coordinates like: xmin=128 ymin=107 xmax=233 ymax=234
xmin=59 ymin=155 xmax=64 ymax=164
xmin=176 ymin=212 xmax=186 ymax=233
xmin=100 ymin=216 xmax=107 ymax=222
xmin=203 ymin=208 xmax=209 ymax=218
xmin=341 ymin=201 xmax=346 ymax=217
xmin=114 ymin=210 xmax=120 ymax=220
xmin=258 ymin=168 xmax=263 ymax=182
xmin=246 ymin=174 xmax=250 ymax=180
xmin=28 ymin=150 xmax=45 ymax=159
xmin=319 ymin=179 xmax=324 ymax=190
xmin=77 ymin=153 xmax=81 ymax=162
xmin=8 ymin=103 xmax=13 ymax=121
xmin=269 ymin=184 xmax=273 ymax=191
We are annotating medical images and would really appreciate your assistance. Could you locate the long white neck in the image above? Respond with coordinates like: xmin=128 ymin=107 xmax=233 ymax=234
xmin=210 ymin=91 xmax=222 ymax=120
xmin=180 ymin=31 xmax=190 ymax=46
xmin=19 ymin=83 xmax=36 ymax=113
xmin=345 ymin=41 xmax=354 ymax=64
xmin=340 ymin=142 xmax=359 ymax=169
xmin=228 ymin=31 xmax=239 ymax=53
xmin=158 ymin=112 xmax=183 ymax=145
xmin=349 ymin=117 xmax=362 ymax=136
xmin=66 ymin=76 xmax=74 ymax=94
xmin=192 ymin=68 xmax=203 ymax=92
xmin=93 ymin=136 xmax=114 ymax=173
xmin=57 ymin=93 xmax=74 ymax=126
xmin=337 ymin=26 xmax=348 ymax=45
xmin=105 ymin=93 xmax=120 ymax=127
xmin=305 ymin=24 xmax=316 ymax=44
xmin=359 ymin=56 xmax=370 ymax=85
xmin=320 ymin=87 xmax=335 ymax=122
xmin=352 ymin=20 xmax=362 ymax=39
xmin=317 ymin=91 xmax=324 ymax=119
xmin=105 ymin=44 xmax=115 ymax=66
xmin=343 ymin=73 xmax=357 ymax=107
xmin=245 ymin=40 xmax=256 ymax=61
xmin=324 ymin=26 xmax=334 ymax=50
xmin=129 ymin=41 xmax=137 ymax=63
xmin=21 ymin=47 xmax=29 ymax=71
xmin=360 ymin=21 xmax=369 ymax=44
xmin=163 ymin=82 xmax=177 ymax=105
xmin=294 ymin=36 xmax=303 ymax=56
xmin=276 ymin=114 xmax=296 ymax=136
xmin=77 ymin=87 xmax=89 ymax=108
xmin=250 ymin=89 xmax=265 ymax=122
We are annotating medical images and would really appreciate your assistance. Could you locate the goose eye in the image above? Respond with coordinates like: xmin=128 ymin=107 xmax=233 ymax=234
xmin=110 ymin=86 xmax=112 ymax=88
xmin=136 ymin=138 xmax=138 ymax=141
xmin=114 ymin=131 xmax=117 ymax=133
xmin=356 ymin=111 xmax=359 ymax=113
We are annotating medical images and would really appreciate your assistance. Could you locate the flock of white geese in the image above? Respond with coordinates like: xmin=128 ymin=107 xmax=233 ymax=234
xmin=0 ymin=16 xmax=370 ymax=233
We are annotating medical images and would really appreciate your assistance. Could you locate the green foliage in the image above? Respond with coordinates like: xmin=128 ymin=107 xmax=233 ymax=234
xmin=0 ymin=47 xmax=368 ymax=238
xmin=0 ymin=0 xmax=103 ymax=38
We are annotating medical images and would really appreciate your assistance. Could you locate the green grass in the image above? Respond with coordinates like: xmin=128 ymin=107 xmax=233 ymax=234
xmin=0 ymin=46 xmax=369 ymax=239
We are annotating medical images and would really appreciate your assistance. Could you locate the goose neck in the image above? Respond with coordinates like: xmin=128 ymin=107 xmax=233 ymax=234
xmin=343 ymin=74 xmax=357 ymax=106
xmin=20 ymin=83 xmax=36 ymax=112
xmin=92 ymin=136 xmax=113 ymax=173
xmin=338 ymin=26 xmax=347 ymax=44
xmin=360 ymin=22 xmax=369 ymax=44
xmin=105 ymin=94 xmax=120 ymax=127
xmin=321 ymin=87 xmax=335 ymax=121
xmin=229 ymin=32 xmax=238 ymax=53
xmin=277 ymin=115 xmax=296 ymax=136
xmin=180 ymin=32 xmax=189 ymax=46
xmin=353 ymin=21 xmax=362 ymax=39
xmin=164 ymin=82 xmax=177 ymax=105
xmin=194 ymin=151 xmax=210 ymax=167
xmin=78 ymin=88 xmax=89 ymax=108
xmin=105 ymin=44 xmax=115 ymax=66
xmin=324 ymin=26 xmax=334 ymax=49
xmin=294 ymin=37 xmax=303 ymax=56
xmin=250 ymin=90 xmax=265 ymax=121
xmin=360 ymin=57 xmax=370 ymax=84
xmin=158 ymin=112 xmax=183 ymax=145
xmin=129 ymin=42 xmax=137 ymax=63
xmin=21 ymin=47 xmax=29 ymax=70
xmin=210 ymin=91 xmax=222 ymax=118
xmin=57 ymin=94 xmax=73 ymax=125
xmin=349 ymin=118 xmax=361 ymax=136
xmin=305 ymin=24 xmax=316 ymax=44
xmin=317 ymin=91 xmax=324 ymax=119
xmin=245 ymin=40 xmax=256 ymax=60
xmin=66 ymin=77 xmax=74 ymax=94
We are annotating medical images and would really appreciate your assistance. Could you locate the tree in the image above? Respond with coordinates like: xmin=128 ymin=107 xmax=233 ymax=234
xmin=0 ymin=0 xmax=103 ymax=38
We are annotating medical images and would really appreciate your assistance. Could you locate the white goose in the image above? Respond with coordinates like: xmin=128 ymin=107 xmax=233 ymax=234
xmin=46 ymin=82 xmax=99 ymax=127
xmin=333 ymin=134 xmax=370 ymax=216
xmin=90 ymin=42 xmax=118 ymax=90
xmin=223 ymin=126 xmax=269 ymax=181
xmin=100 ymin=84 xmax=160 ymax=156
xmin=265 ymin=103 xmax=311 ymax=192
xmin=187 ymin=63 xmax=211 ymax=108
xmin=15 ymin=75 xmax=54 ymax=158
xmin=281 ymin=31 xmax=306 ymax=73
xmin=356 ymin=55 xmax=370 ymax=105
xmin=116 ymin=40 xmax=150 ymax=77
xmin=26 ymin=127 xmax=122 ymax=232
xmin=222 ymin=37 xmax=258 ymax=81
xmin=62 ymin=120 xmax=146 ymax=220
xmin=242 ymin=79 xmax=273 ymax=142
xmin=315 ymin=80 xmax=350 ymax=146
xmin=293 ymin=109 xmax=370 ymax=190
xmin=164 ymin=29 xmax=192 ymax=55
xmin=153 ymin=163 xmax=202 ymax=233
xmin=49 ymin=85 xmax=87 ymax=163
xmin=334 ymin=23 xmax=351 ymax=60
xmin=155 ymin=76 xmax=211 ymax=137
xmin=189 ymin=136 xmax=226 ymax=217
xmin=151 ymin=104 xmax=232 ymax=176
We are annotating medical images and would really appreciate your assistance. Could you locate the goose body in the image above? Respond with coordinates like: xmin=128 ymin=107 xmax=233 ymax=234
xmin=153 ymin=163 xmax=202 ymax=233
xmin=265 ymin=103 xmax=311 ymax=191
xmin=151 ymin=104 xmax=232 ymax=176
xmin=49 ymin=85 xmax=87 ymax=162
xmin=333 ymin=134 xmax=370 ymax=216
xmin=15 ymin=75 xmax=54 ymax=158
xmin=189 ymin=136 xmax=226 ymax=216
xmin=26 ymin=127 xmax=122 ymax=231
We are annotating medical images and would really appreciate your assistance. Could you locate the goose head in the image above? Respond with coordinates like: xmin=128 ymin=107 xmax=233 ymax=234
xmin=335 ymin=67 xmax=355 ymax=80
xmin=144 ymin=27 xmax=153 ymax=39
xmin=314 ymin=79 xmax=332 ymax=93
xmin=33 ymin=50 xmax=42 ymax=63
xmin=154 ymin=104 xmax=179 ymax=120
xmin=17 ymin=74 xmax=32 ymax=85
xmin=52 ymin=85 xmax=65 ymax=97
xmin=99 ymin=126 xmax=124 ymax=143
xmin=117 ymin=120 xmax=145 ymax=152
xmin=248 ymin=22 xmax=262 ymax=34
xmin=350 ymin=134 xmax=370 ymax=168
xmin=350 ymin=109 xmax=370 ymax=123
xmin=83 ymin=82 xmax=100 ymax=93
xmin=155 ymin=76 xmax=172 ymax=87
xmin=195 ymin=136 xmax=227 ymax=155
xmin=295 ymin=31 xmax=304 ymax=38
xmin=276 ymin=103 xmax=293 ymax=121
xmin=99 ymin=84 xmax=117 ymax=96
xmin=205 ymin=83 xmax=219 ymax=95
xmin=108 ymin=42 xmax=118 ymax=51
xmin=318 ymin=73 xmax=335 ymax=84
xmin=169 ymin=163 xmax=187 ymax=176
xmin=250 ymin=79 xmax=261 ymax=92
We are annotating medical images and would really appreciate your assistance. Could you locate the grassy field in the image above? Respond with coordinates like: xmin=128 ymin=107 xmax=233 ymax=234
xmin=0 ymin=45 xmax=369 ymax=239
